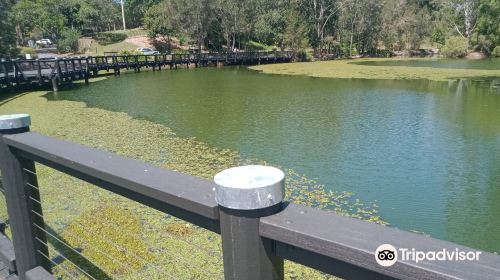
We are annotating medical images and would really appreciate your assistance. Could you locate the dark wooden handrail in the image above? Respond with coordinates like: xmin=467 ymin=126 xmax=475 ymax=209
xmin=261 ymin=203 xmax=500 ymax=279
xmin=3 ymin=131 xmax=219 ymax=232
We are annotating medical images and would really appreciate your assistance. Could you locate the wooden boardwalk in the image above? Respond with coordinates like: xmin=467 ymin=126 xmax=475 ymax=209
xmin=0 ymin=51 xmax=294 ymax=91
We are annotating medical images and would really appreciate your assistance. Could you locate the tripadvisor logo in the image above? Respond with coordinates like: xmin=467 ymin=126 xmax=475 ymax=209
xmin=375 ymin=244 xmax=398 ymax=267
xmin=375 ymin=244 xmax=482 ymax=267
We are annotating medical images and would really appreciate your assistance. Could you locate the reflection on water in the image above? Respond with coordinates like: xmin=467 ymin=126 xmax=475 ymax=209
xmin=55 ymin=67 xmax=500 ymax=253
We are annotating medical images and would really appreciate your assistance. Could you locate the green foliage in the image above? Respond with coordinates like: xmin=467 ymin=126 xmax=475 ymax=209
xmin=493 ymin=46 xmax=500 ymax=57
xmin=19 ymin=47 xmax=38 ymax=58
xmin=4 ymin=0 xmax=499 ymax=56
xmin=253 ymin=1 xmax=289 ymax=47
xmin=431 ymin=28 xmax=446 ymax=46
xmin=476 ymin=35 xmax=494 ymax=55
xmin=144 ymin=3 xmax=176 ymax=40
xmin=475 ymin=0 xmax=500 ymax=48
xmin=124 ymin=0 xmax=160 ymax=29
xmin=95 ymin=32 xmax=127 ymax=46
xmin=118 ymin=49 xmax=142 ymax=55
xmin=295 ymin=49 xmax=312 ymax=62
xmin=0 ymin=0 xmax=18 ymax=57
xmin=375 ymin=49 xmax=394 ymax=58
xmin=282 ymin=7 xmax=309 ymax=52
xmin=244 ymin=41 xmax=272 ymax=51
xmin=57 ymin=28 xmax=80 ymax=53
xmin=441 ymin=36 xmax=468 ymax=58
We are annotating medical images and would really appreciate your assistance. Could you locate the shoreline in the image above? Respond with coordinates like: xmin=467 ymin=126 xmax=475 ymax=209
xmin=250 ymin=57 xmax=500 ymax=82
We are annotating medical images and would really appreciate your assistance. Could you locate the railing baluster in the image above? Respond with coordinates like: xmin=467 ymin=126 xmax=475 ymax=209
xmin=0 ymin=114 xmax=50 ymax=279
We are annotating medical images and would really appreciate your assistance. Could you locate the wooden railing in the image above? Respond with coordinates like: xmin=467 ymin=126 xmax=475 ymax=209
xmin=0 ymin=51 xmax=294 ymax=91
xmin=0 ymin=114 xmax=499 ymax=280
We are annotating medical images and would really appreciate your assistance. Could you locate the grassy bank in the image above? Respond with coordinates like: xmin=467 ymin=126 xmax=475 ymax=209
xmin=250 ymin=58 xmax=500 ymax=81
xmin=89 ymin=40 xmax=139 ymax=55
xmin=0 ymin=84 xmax=383 ymax=279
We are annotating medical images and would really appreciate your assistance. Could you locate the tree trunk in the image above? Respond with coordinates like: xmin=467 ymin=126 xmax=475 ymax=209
xmin=15 ymin=25 xmax=23 ymax=46
xmin=463 ymin=0 xmax=476 ymax=46
xmin=349 ymin=20 xmax=354 ymax=57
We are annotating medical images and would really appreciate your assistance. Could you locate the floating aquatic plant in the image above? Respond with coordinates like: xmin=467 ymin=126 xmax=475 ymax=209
xmin=0 ymin=86 xmax=384 ymax=279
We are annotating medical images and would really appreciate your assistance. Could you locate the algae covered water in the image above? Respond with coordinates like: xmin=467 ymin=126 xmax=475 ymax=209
xmin=55 ymin=66 xmax=500 ymax=253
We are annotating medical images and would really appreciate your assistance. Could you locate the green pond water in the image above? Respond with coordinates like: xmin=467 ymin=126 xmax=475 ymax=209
xmin=55 ymin=63 xmax=500 ymax=253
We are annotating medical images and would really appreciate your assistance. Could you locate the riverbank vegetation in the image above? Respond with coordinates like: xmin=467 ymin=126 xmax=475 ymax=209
xmin=251 ymin=57 xmax=500 ymax=81
xmin=0 ymin=0 xmax=499 ymax=58
xmin=0 ymin=83 xmax=383 ymax=278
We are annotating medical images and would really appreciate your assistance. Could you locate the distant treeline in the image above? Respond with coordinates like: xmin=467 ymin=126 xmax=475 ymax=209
xmin=1 ymin=0 xmax=499 ymax=58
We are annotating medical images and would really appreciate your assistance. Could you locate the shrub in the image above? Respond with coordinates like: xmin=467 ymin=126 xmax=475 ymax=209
xmin=95 ymin=32 xmax=128 ymax=45
xmin=118 ymin=49 xmax=142 ymax=56
xmin=295 ymin=49 xmax=312 ymax=62
xmin=151 ymin=38 xmax=171 ymax=53
xmin=244 ymin=41 xmax=271 ymax=51
xmin=18 ymin=47 xmax=37 ymax=59
xmin=376 ymin=49 xmax=394 ymax=58
xmin=57 ymin=29 xmax=80 ymax=53
xmin=440 ymin=36 xmax=468 ymax=58
xmin=475 ymin=35 xmax=493 ymax=55
xmin=492 ymin=46 xmax=500 ymax=57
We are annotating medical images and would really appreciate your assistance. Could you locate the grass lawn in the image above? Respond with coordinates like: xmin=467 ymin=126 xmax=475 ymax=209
xmin=250 ymin=58 xmax=500 ymax=81
xmin=108 ymin=28 xmax=148 ymax=37
xmin=89 ymin=40 xmax=140 ymax=55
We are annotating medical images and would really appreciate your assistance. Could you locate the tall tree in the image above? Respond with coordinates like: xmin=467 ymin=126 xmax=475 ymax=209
xmin=144 ymin=1 xmax=178 ymax=52
xmin=215 ymin=0 xmax=248 ymax=51
xmin=0 ymin=0 xmax=17 ymax=57
xmin=176 ymin=0 xmax=215 ymax=52
xmin=301 ymin=0 xmax=341 ymax=56
xmin=434 ymin=0 xmax=479 ymax=45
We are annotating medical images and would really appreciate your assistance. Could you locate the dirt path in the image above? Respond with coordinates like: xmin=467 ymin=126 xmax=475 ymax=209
xmin=125 ymin=35 xmax=152 ymax=48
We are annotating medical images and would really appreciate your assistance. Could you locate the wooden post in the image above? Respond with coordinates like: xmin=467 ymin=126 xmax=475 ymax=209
xmin=71 ymin=59 xmax=76 ymax=80
xmin=63 ymin=60 xmax=68 ymax=81
xmin=3 ymin=61 xmax=11 ymax=86
xmin=13 ymin=61 xmax=19 ymax=82
xmin=215 ymin=166 xmax=285 ymax=280
xmin=0 ymin=114 xmax=50 ymax=279
xmin=56 ymin=59 xmax=62 ymax=80
xmin=84 ymin=57 xmax=91 ymax=84
xmin=36 ymin=60 xmax=42 ymax=84
xmin=51 ymin=77 xmax=58 ymax=92
xmin=77 ymin=59 xmax=83 ymax=79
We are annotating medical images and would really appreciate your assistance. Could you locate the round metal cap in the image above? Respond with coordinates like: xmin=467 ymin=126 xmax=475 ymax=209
xmin=0 ymin=114 xmax=31 ymax=130
xmin=214 ymin=165 xmax=285 ymax=210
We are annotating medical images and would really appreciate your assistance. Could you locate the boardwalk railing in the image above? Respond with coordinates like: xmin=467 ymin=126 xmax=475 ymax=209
xmin=0 ymin=114 xmax=499 ymax=279
xmin=0 ymin=51 xmax=294 ymax=90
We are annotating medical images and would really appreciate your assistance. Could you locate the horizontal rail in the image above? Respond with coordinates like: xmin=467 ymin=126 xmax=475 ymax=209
xmin=0 ymin=51 xmax=294 ymax=89
xmin=2 ymin=51 xmax=294 ymax=63
xmin=2 ymin=132 xmax=220 ymax=232
xmin=0 ymin=234 xmax=16 ymax=273
xmin=260 ymin=203 xmax=500 ymax=280
xmin=2 ymin=128 xmax=500 ymax=279
xmin=25 ymin=266 xmax=54 ymax=280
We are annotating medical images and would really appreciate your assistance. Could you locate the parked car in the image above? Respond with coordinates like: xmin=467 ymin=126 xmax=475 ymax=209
xmin=136 ymin=48 xmax=159 ymax=55
xmin=35 ymin=39 xmax=52 ymax=46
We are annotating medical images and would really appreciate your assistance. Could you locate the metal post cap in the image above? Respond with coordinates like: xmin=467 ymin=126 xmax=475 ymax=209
xmin=214 ymin=165 xmax=285 ymax=210
xmin=0 ymin=114 xmax=31 ymax=130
